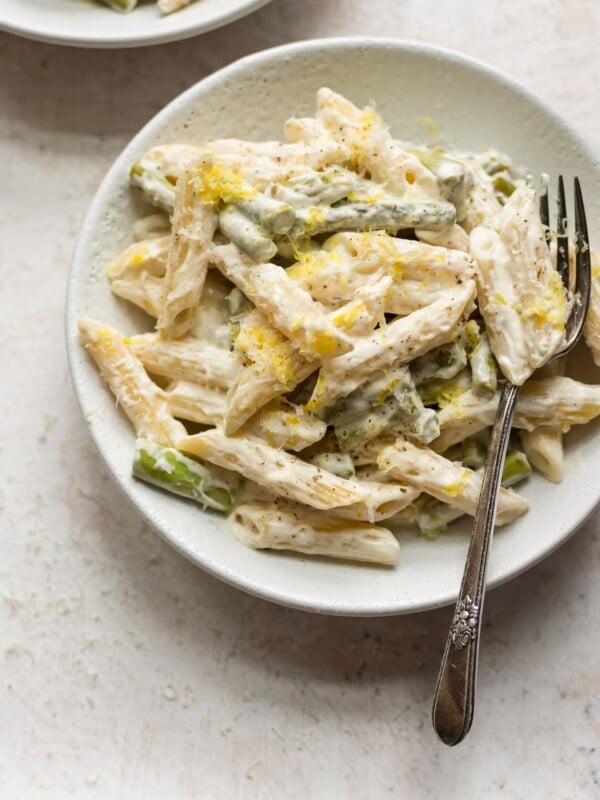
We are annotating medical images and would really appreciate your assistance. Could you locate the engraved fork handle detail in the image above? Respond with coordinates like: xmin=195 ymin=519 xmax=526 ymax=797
xmin=432 ymin=381 xmax=520 ymax=746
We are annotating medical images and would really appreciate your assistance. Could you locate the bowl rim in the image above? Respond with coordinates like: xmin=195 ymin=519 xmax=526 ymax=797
xmin=66 ymin=36 xmax=600 ymax=616
xmin=0 ymin=0 xmax=271 ymax=49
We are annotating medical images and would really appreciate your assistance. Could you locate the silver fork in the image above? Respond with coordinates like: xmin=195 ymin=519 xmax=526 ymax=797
xmin=431 ymin=177 xmax=592 ymax=747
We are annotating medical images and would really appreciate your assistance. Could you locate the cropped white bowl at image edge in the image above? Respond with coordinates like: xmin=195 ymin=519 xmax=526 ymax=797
xmin=66 ymin=38 xmax=600 ymax=616
xmin=0 ymin=0 xmax=271 ymax=48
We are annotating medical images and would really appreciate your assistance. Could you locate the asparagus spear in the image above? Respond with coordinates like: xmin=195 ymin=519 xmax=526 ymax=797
xmin=130 ymin=162 xmax=176 ymax=213
xmin=416 ymin=367 xmax=472 ymax=407
xmin=327 ymin=366 xmax=439 ymax=450
xmin=218 ymin=206 xmax=277 ymax=263
xmin=411 ymin=340 xmax=468 ymax=386
xmin=291 ymin=199 xmax=456 ymax=237
xmin=469 ymin=329 xmax=498 ymax=396
xmin=132 ymin=439 xmax=234 ymax=513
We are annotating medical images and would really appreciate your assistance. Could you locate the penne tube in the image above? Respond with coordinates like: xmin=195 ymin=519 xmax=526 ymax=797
xmin=131 ymin=139 xmax=349 ymax=206
xmin=225 ymin=361 xmax=309 ymax=435
xmin=286 ymin=231 xmax=477 ymax=313
xmin=132 ymin=214 xmax=171 ymax=242
xmin=309 ymin=452 xmax=355 ymax=479
xmin=435 ymin=376 xmax=600 ymax=451
xmin=224 ymin=309 xmax=317 ymax=433
xmin=583 ymin=250 xmax=600 ymax=366
xmin=158 ymin=167 xmax=217 ymax=338
xmin=78 ymin=318 xmax=186 ymax=447
xmin=520 ymin=359 xmax=565 ymax=482
xmin=158 ymin=0 xmax=192 ymax=12
xmin=458 ymin=162 xmax=503 ymax=231
xmin=104 ymin=236 xmax=170 ymax=281
xmin=308 ymin=280 xmax=477 ymax=410
xmin=179 ymin=428 xmax=369 ymax=510
xmin=110 ymin=274 xmax=164 ymax=319
xmin=414 ymin=450 xmax=532 ymax=537
xmin=416 ymin=224 xmax=470 ymax=252
xmin=315 ymin=88 xmax=441 ymax=201
xmin=128 ymin=332 xmax=237 ymax=389
xmin=377 ymin=437 xmax=529 ymax=525
xmin=230 ymin=501 xmax=400 ymax=566
xmin=165 ymin=380 xmax=227 ymax=425
xmin=520 ymin=427 xmax=564 ymax=483
xmin=242 ymin=402 xmax=327 ymax=452
xmin=212 ymin=243 xmax=352 ymax=359
xmin=470 ymin=184 xmax=567 ymax=386
xmin=329 ymin=478 xmax=420 ymax=523
xmin=102 ymin=0 xmax=138 ymax=9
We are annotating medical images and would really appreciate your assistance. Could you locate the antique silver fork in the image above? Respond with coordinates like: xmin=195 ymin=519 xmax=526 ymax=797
xmin=432 ymin=177 xmax=592 ymax=746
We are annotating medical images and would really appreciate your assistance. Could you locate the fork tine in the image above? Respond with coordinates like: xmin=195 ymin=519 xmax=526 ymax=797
xmin=539 ymin=174 xmax=549 ymax=232
xmin=574 ymin=176 xmax=592 ymax=325
xmin=556 ymin=175 xmax=569 ymax=285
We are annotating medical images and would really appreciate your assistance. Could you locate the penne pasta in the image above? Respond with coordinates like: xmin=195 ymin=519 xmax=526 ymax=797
xmin=212 ymin=243 xmax=352 ymax=359
xmin=179 ymin=428 xmax=370 ymax=510
xmin=308 ymin=280 xmax=476 ymax=410
xmin=158 ymin=166 xmax=217 ymax=338
xmin=377 ymin=437 xmax=529 ymax=525
xmin=242 ymin=401 xmax=327 ymax=452
xmin=315 ymin=88 xmax=441 ymax=201
xmin=165 ymin=380 xmax=227 ymax=426
xmin=286 ymin=231 xmax=477 ymax=313
xmin=78 ymin=318 xmax=186 ymax=447
xmin=470 ymin=184 xmax=567 ymax=386
xmin=436 ymin=376 xmax=600 ymax=452
xmin=128 ymin=332 xmax=237 ymax=389
xmin=230 ymin=501 xmax=400 ymax=566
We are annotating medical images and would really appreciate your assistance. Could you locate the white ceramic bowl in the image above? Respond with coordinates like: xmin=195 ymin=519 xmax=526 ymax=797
xmin=66 ymin=38 xmax=600 ymax=615
xmin=0 ymin=0 xmax=271 ymax=48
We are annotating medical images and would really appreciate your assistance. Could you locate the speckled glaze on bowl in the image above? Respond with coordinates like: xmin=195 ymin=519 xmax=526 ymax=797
xmin=0 ymin=0 xmax=271 ymax=48
xmin=66 ymin=38 xmax=600 ymax=615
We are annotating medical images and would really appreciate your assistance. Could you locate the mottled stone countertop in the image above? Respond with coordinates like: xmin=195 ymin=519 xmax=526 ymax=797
xmin=1 ymin=1 xmax=599 ymax=797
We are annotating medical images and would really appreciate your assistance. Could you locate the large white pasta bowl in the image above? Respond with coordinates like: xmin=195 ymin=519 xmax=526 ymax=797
xmin=66 ymin=38 xmax=600 ymax=615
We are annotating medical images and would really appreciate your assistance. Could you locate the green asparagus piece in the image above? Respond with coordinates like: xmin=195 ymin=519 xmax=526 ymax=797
xmin=291 ymin=199 xmax=456 ymax=238
xmin=130 ymin=161 xmax=294 ymax=241
xmin=470 ymin=333 xmax=498 ymax=396
xmin=462 ymin=320 xmax=498 ymax=396
xmin=477 ymin=151 xmax=521 ymax=202
xmin=218 ymin=205 xmax=277 ymax=263
xmin=407 ymin=146 xmax=466 ymax=202
xmin=130 ymin=162 xmax=176 ymax=213
xmin=277 ymin=167 xmax=358 ymax=207
xmin=327 ymin=367 xmax=439 ymax=450
xmin=416 ymin=367 xmax=472 ymax=407
xmin=238 ymin=195 xmax=295 ymax=236
xmin=412 ymin=340 xmax=468 ymax=386
xmin=133 ymin=439 xmax=234 ymax=513
xmin=461 ymin=435 xmax=488 ymax=470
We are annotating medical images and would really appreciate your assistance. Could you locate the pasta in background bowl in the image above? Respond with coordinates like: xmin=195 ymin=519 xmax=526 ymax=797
xmin=0 ymin=0 xmax=271 ymax=48
xmin=66 ymin=39 xmax=600 ymax=615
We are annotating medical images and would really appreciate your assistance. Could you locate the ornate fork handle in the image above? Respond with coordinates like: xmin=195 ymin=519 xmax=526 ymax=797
xmin=432 ymin=381 xmax=520 ymax=746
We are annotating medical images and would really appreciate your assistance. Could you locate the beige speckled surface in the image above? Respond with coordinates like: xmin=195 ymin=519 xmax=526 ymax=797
xmin=1 ymin=1 xmax=599 ymax=796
